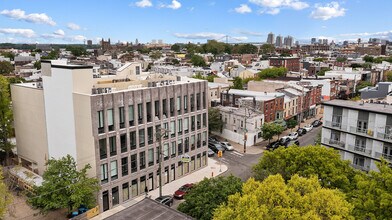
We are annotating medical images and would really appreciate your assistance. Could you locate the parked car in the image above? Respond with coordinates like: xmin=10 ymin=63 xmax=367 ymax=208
xmin=288 ymin=140 xmax=300 ymax=146
xmin=220 ymin=142 xmax=234 ymax=151
xmin=266 ymin=141 xmax=281 ymax=151
xmin=174 ymin=183 xmax=194 ymax=199
xmin=303 ymin=124 xmax=313 ymax=132
xmin=287 ymin=132 xmax=298 ymax=140
xmin=155 ymin=195 xmax=174 ymax=206
xmin=279 ymin=137 xmax=291 ymax=146
xmin=312 ymin=120 xmax=322 ymax=127
xmin=208 ymin=136 xmax=219 ymax=142
xmin=297 ymin=128 xmax=307 ymax=136
xmin=208 ymin=142 xmax=226 ymax=153
xmin=207 ymin=148 xmax=215 ymax=157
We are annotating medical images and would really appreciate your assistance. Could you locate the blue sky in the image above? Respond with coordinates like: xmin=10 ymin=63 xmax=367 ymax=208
xmin=0 ymin=0 xmax=391 ymax=44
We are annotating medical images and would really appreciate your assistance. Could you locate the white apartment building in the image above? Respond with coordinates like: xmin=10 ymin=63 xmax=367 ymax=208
xmin=322 ymin=100 xmax=392 ymax=171
xmin=11 ymin=60 xmax=209 ymax=212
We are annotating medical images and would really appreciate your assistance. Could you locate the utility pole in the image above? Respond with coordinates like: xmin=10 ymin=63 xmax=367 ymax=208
xmin=156 ymin=127 xmax=169 ymax=198
xmin=243 ymin=108 xmax=247 ymax=153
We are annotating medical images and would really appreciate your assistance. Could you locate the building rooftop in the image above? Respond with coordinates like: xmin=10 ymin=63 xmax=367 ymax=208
xmin=104 ymin=198 xmax=192 ymax=220
xmin=227 ymin=89 xmax=285 ymax=99
xmin=208 ymin=82 xmax=230 ymax=89
xmin=323 ymin=99 xmax=392 ymax=115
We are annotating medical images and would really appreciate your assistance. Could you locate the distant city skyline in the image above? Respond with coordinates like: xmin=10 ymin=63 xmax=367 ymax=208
xmin=0 ymin=0 xmax=391 ymax=44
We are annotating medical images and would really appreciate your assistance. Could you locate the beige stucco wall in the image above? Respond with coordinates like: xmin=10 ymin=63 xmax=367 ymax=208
xmin=73 ymin=93 xmax=97 ymax=178
xmin=11 ymin=85 xmax=49 ymax=175
xmin=247 ymin=81 xmax=285 ymax=92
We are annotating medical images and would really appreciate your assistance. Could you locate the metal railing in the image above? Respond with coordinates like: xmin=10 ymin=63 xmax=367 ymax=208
xmin=323 ymin=138 xmax=345 ymax=149
xmin=376 ymin=132 xmax=392 ymax=141
xmin=347 ymin=144 xmax=372 ymax=156
xmin=374 ymin=152 xmax=392 ymax=161
xmin=350 ymin=163 xmax=370 ymax=172
xmin=349 ymin=126 xmax=374 ymax=137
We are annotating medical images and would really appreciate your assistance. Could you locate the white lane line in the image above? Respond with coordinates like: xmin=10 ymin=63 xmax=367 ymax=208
xmin=231 ymin=151 xmax=244 ymax=157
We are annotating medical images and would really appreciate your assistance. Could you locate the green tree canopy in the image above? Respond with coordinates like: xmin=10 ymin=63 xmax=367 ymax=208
xmin=0 ymin=167 xmax=12 ymax=218
xmin=259 ymin=44 xmax=275 ymax=54
xmin=66 ymin=46 xmax=87 ymax=57
xmin=349 ymin=159 xmax=392 ymax=219
xmin=336 ymin=57 xmax=347 ymax=62
xmin=171 ymin=44 xmax=181 ymax=52
xmin=232 ymin=44 xmax=258 ymax=54
xmin=41 ymin=49 xmax=59 ymax=60
xmin=178 ymin=175 xmax=242 ymax=220
xmin=34 ymin=61 xmax=41 ymax=70
xmin=0 ymin=61 xmax=14 ymax=75
xmin=261 ymin=123 xmax=284 ymax=143
xmin=0 ymin=76 xmax=14 ymax=165
xmin=386 ymin=70 xmax=392 ymax=82
xmin=317 ymin=67 xmax=331 ymax=76
xmin=202 ymin=40 xmax=226 ymax=55
xmin=258 ymin=67 xmax=287 ymax=79
xmin=253 ymin=145 xmax=357 ymax=191
xmin=231 ymin=77 xmax=243 ymax=90
xmin=190 ymin=55 xmax=206 ymax=67
xmin=214 ymin=174 xmax=354 ymax=220
xmin=355 ymin=81 xmax=372 ymax=93
xmin=363 ymin=55 xmax=374 ymax=63
xmin=286 ymin=118 xmax=298 ymax=131
xmin=29 ymin=155 xmax=100 ymax=213
xmin=0 ymin=52 xmax=15 ymax=61
xmin=208 ymin=108 xmax=223 ymax=133
xmin=149 ymin=51 xmax=162 ymax=60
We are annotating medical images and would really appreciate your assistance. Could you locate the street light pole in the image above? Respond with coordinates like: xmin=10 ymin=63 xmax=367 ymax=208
xmin=156 ymin=127 xmax=169 ymax=198
xmin=243 ymin=108 xmax=247 ymax=154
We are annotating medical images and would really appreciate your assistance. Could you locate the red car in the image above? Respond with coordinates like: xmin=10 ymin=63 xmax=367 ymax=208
xmin=173 ymin=183 xmax=193 ymax=199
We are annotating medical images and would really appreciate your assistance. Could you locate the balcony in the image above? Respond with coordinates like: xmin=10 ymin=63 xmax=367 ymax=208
xmin=323 ymin=138 xmax=345 ymax=149
xmin=374 ymin=152 xmax=392 ymax=162
xmin=324 ymin=120 xmax=346 ymax=131
xmin=347 ymin=144 xmax=372 ymax=157
xmin=376 ymin=132 xmax=392 ymax=142
xmin=350 ymin=163 xmax=370 ymax=172
xmin=349 ymin=126 xmax=374 ymax=137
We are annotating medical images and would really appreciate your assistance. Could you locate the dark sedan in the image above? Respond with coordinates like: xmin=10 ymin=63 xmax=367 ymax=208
xmin=297 ymin=128 xmax=307 ymax=136
xmin=155 ymin=195 xmax=174 ymax=206
xmin=312 ymin=120 xmax=323 ymax=127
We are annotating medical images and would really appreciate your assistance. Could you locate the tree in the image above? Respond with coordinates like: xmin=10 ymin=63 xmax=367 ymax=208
xmin=286 ymin=118 xmax=297 ymax=131
xmin=66 ymin=46 xmax=87 ymax=57
xmin=231 ymin=77 xmax=243 ymax=90
xmin=350 ymin=63 xmax=362 ymax=68
xmin=313 ymin=57 xmax=325 ymax=62
xmin=41 ymin=49 xmax=59 ymax=60
xmin=386 ymin=70 xmax=392 ymax=82
xmin=258 ymin=67 xmax=287 ymax=79
xmin=171 ymin=44 xmax=181 ymax=52
xmin=0 ymin=167 xmax=12 ymax=218
xmin=253 ymin=145 xmax=357 ymax=191
xmin=0 ymin=76 xmax=14 ymax=165
xmin=261 ymin=123 xmax=284 ymax=143
xmin=149 ymin=51 xmax=162 ymax=60
xmin=202 ymin=40 xmax=225 ymax=55
xmin=363 ymin=55 xmax=374 ymax=63
xmin=34 ymin=61 xmax=41 ymax=70
xmin=317 ymin=67 xmax=330 ymax=76
xmin=355 ymin=81 xmax=372 ymax=93
xmin=178 ymin=175 xmax=242 ymax=220
xmin=336 ymin=57 xmax=347 ymax=62
xmin=0 ymin=61 xmax=14 ymax=75
xmin=213 ymin=175 xmax=354 ymax=220
xmin=0 ymin=52 xmax=14 ymax=61
xmin=314 ymin=130 xmax=321 ymax=145
xmin=349 ymin=159 xmax=392 ymax=219
xmin=208 ymin=108 xmax=223 ymax=133
xmin=190 ymin=55 xmax=206 ymax=67
xmin=232 ymin=44 xmax=258 ymax=54
xmin=29 ymin=155 xmax=100 ymax=213
xmin=259 ymin=44 xmax=275 ymax=54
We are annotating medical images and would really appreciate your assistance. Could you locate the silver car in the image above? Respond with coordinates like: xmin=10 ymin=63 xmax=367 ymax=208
xmin=220 ymin=142 xmax=234 ymax=151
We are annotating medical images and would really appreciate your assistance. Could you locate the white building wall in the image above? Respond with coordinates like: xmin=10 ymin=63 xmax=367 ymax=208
xmin=42 ymin=68 xmax=77 ymax=160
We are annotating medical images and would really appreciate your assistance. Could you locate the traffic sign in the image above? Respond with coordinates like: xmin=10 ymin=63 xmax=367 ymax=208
xmin=217 ymin=150 xmax=222 ymax=158
xmin=180 ymin=154 xmax=191 ymax=163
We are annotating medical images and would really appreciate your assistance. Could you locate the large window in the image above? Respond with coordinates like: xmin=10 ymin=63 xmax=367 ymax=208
xmin=137 ymin=104 xmax=143 ymax=124
xmin=130 ymin=131 xmax=136 ymax=150
xmin=148 ymin=148 xmax=154 ymax=166
xmin=162 ymin=99 xmax=167 ymax=117
xmin=203 ymin=92 xmax=206 ymax=109
xmin=203 ymin=113 xmax=207 ymax=128
xmin=146 ymin=102 xmax=152 ymax=122
xmin=99 ymin=139 xmax=107 ymax=160
xmin=190 ymin=94 xmax=195 ymax=111
xmin=196 ymin=93 xmax=201 ymax=110
xmin=197 ymin=114 xmax=201 ymax=129
xmin=100 ymin=163 xmax=108 ymax=184
xmin=171 ymin=141 xmax=176 ymax=158
xmin=163 ymin=143 xmax=169 ymax=160
xmin=131 ymin=154 xmax=137 ymax=173
xmin=170 ymin=98 xmax=175 ymax=117
xmin=111 ymin=160 xmax=118 ymax=180
xmin=184 ymin=95 xmax=188 ymax=113
xmin=112 ymin=186 xmax=119 ymax=206
xmin=131 ymin=179 xmax=138 ymax=197
xmin=184 ymin=118 xmax=189 ymax=133
xmin=139 ymin=129 xmax=145 ymax=147
xmin=197 ymin=133 xmax=201 ymax=148
xmin=107 ymin=109 xmax=114 ymax=131
xmin=185 ymin=137 xmax=189 ymax=153
xmin=155 ymin=100 xmax=160 ymax=119
xmin=178 ymin=139 xmax=183 ymax=155
xmin=120 ymin=134 xmax=127 ymax=153
xmin=119 ymin=107 xmax=125 ymax=129
xmin=109 ymin=136 xmax=116 ymax=156
xmin=98 ymin=110 xmax=104 ymax=134
xmin=122 ymin=183 xmax=129 ymax=201
xmin=147 ymin=127 xmax=153 ymax=145
xmin=129 ymin=105 xmax=134 ymax=126
xmin=191 ymin=116 xmax=195 ymax=131
xmin=191 ymin=135 xmax=195 ymax=150
xmin=177 ymin=96 xmax=181 ymax=114
xmin=140 ymin=151 xmax=146 ymax=170
xmin=121 ymin=157 xmax=128 ymax=176
xmin=178 ymin=119 xmax=183 ymax=135
xmin=170 ymin=121 xmax=176 ymax=138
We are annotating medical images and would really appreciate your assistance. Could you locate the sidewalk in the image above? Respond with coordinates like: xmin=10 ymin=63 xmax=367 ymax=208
xmin=91 ymin=157 xmax=228 ymax=220
xmin=215 ymin=114 xmax=323 ymax=155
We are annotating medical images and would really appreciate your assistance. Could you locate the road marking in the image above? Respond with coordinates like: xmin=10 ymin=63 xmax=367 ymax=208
xmin=230 ymin=151 xmax=244 ymax=157
xmin=220 ymin=158 xmax=230 ymax=164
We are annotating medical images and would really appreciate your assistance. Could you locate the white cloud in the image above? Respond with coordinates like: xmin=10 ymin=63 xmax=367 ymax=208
xmin=54 ymin=29 xmax=65 ymax=36
xmin=0 ymin=9 xmax=56 ymax=26
xmin=174 ymin=32 xmax=226 ymax=40
xmin=0 ymin=28 xmax=35 ymax=38
xmin=71 ymin=35 xmax=86 ymax=42
xmin=235 ymin=4 xmax=252 ymax=14
xmin=67 ymin=23 xmax=81 ymax=30
xmin=339 ymin=30 xmax=392 ymax=38
xmin=266 ymin=8 xmax=280 ymax=14
xmin=164 ymin=0 xmax=182 ymax=9
xmin=236 ymin=30 xmax=264 ymax=37
xmin=230 ymin=36 xmax=248 ymax=41
xmin=249 ymin=0 xmax=309 ymax=10
xmin=135 ymin=0 xmax=153 ymax=8
xmin=311 ymin=2 xmax=346 ymax=20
